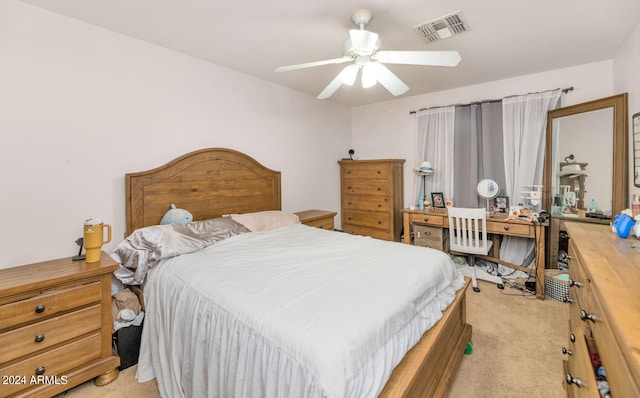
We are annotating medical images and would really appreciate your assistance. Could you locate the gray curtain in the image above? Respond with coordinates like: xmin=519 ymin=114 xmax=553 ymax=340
xmin=453 ymin=101 xmax=504 ymax=208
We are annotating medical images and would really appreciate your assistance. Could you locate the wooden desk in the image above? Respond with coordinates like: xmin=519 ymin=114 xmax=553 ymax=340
xmin=403 ymin=208 xmax=547 ymax=299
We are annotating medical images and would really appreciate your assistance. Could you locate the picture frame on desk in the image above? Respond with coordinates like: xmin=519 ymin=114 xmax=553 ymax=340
xmin=431 ymin=192 xmax=445 ymax=208
xmin=494 ymin=196 xmax=509 ymax=213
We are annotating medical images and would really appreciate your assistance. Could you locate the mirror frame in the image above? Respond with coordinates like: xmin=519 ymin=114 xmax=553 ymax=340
xmin=543 ymin=93 xmax=628 ymax=217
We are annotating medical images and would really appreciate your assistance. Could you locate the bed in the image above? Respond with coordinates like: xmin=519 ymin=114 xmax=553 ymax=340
xmin=116 ymin=148 xmax=471 ymax=398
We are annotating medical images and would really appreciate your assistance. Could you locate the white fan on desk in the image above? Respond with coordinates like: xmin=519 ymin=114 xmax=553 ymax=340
xmin=274 ymin=9 xmax=462 ymax=99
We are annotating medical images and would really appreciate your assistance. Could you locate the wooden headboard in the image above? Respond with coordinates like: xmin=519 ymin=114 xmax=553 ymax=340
xmin=126 ymin=148 xmax=281 ymax=235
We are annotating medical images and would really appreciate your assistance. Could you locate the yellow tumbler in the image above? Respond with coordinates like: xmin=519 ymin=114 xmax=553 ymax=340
xmin=84 ymin=218 xmax=112 ymax=263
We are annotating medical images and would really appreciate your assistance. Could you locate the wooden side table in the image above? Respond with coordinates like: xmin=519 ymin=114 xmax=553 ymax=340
xmin=0 ymin=252 xmax=120 ymax=396
xmin=295 ymin=210 xmax=337 ymax=230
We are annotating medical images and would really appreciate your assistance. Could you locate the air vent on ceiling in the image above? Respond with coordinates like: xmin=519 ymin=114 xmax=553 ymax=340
xmin=413 ymin=11 xmax=469 ymax=43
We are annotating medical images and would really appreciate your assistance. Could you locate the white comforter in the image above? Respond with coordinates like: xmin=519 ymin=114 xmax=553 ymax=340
xmin=136 ymin=224 xmax=464 ymax=398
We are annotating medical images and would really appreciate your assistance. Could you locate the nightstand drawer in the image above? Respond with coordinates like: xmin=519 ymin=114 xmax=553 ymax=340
xmin=0 ymin=282 xmax=101 ymax=330
xmin=304 ymin=218 xmax=334 ymax=230
xmin=0 ymin=305 xmax=101 ymax=363
xmin=0 ymin=332 xmax=102 ymax=396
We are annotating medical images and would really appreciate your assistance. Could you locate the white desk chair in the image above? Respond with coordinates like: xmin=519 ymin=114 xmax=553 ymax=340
xmin=448 ymin=207 xmax=504 ymax=292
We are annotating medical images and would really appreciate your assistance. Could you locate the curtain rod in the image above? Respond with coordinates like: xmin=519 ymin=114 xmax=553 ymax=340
xmin=409 ymin=86 xmax=574 ymax=115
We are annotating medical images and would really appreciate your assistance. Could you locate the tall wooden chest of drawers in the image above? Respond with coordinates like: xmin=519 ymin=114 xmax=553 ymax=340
xmin=338 ymin=159 xmax=404 ymax=241
xmin=0 ymin=253 xmax=120 ymax=397
xmin=562 ymin=222 xmax=640 ymax=398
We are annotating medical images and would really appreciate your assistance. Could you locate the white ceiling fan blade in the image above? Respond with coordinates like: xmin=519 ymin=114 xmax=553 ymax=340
xmin=317 ymin=75 xmax=344 ymax=100
xmin=275 ymin=57 xmax=352 ymax=72
xmin=375 ymin=50 xmax=461 ymax=67
xmin=371 ymin=62 xmax=409 ymax=96
xmin=349 ymin=29 xmax=379 ymax=53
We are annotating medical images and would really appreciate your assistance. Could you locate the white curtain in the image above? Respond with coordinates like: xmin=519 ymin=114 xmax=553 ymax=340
xmin=413 ymin=107 xmax=455 ymax=205
xmin=499 ymin=89 xmax=562 ymax=276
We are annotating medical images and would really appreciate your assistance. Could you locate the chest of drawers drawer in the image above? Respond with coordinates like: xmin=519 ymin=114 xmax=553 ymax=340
xmin=342 ymin=194 xmax=390 ymax=212
xmin=340 ymin=163 xmax=390 ymax=179
xmin=343 ymin=209 xmax=390 ymax=230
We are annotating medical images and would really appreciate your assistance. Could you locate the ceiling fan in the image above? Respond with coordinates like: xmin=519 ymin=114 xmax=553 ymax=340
xmin=275 ymin=9 xmax=462 ymax=100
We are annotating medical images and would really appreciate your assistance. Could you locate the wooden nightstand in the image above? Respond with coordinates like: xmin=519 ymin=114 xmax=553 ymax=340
xmin=0 ymin=252 xmax=120 ymax=397
xmin=295 ymin=210 xmax=337 ymax=230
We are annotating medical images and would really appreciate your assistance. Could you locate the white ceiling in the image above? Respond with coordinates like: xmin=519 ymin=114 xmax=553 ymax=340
xmin=20 ymin=0 xmax=640 ymax=107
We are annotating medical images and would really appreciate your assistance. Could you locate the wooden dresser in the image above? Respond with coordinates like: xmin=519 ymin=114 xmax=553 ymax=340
xmin=0 ymin=253 xmax=120 ymax=397
xmin=563 ymin=222 xmax=640 ymax=397
xmin=338 ymin=159 xmax=404 ymax=241
xmin=295 ymin=209 xmax=337 ymax=230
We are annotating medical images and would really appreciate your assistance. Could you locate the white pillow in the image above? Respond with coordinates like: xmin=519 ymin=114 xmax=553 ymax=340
xmin=229 ymin=211 xmax=300 ymax=232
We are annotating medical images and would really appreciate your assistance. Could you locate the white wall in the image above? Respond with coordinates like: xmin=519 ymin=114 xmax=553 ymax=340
xmin=351 ymin=61 xmax=616 ymax=208
xmin=613 ymin=19 xmax=640 ymax=201
xmin=0 ymin=1 xmax=351 ymax=268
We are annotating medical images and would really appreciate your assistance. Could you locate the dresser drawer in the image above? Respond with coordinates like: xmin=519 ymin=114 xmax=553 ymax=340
xmin=342 ymin=180 xmax=390 ymax=196
xmin=343 ymin=209 xmax=390 ymax=230
xmin=342 ymin=194 xmax=390 ymax=212
xmin=565 ymin=334 xmax=600 ymax=398
xmin=341 ymin=163 xmax=390 ymax=180
xmin=0 ymin=305 xmax=101 ymax=363
xmin=0 ymin=282 xmax=101 ymax=331
xmin=343 ymin=224 xmax=392 ymax=241
xmin=0 ymin=332 xmax=102 ymax=396
xmin=409 ymin=213 xmax=446 ymax=227
xmin=587 ymin=292 xmax=640 ymax=397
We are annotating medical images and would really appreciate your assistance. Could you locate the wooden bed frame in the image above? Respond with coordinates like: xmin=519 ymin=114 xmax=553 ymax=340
xmin=125 ymin=147 xmax=471 ymax=398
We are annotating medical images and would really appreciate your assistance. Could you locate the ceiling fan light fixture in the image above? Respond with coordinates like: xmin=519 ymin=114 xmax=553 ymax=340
xmin=361 ymin=62 xmax=377 ymax=88
xmin=339 ymin=64 xmax=358 ymax=85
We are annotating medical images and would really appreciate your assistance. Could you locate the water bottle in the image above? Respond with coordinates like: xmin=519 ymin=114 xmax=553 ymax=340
xmin=418 ymin=196 xmax=424 ymax=210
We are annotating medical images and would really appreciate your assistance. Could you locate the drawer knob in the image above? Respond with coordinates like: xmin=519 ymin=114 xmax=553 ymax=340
xmin=35 ymin=334 xmax=45 ymax=343
xmin=347 ymin=186 xmax=352 ymax=190
xmin=569 ymin=333 xmax=575 ymax=343
xmin=425 ymin=231 xmax=431 ymax=236
xmin=377 ymin=187 xmax=382 ymax=191
xmin=35 ymin=366 xmax=46 ymax=376
xmin=348 ymin=201 xmax=352 ymax=205
xmin=377 ymin=204 xmax=382 ymax=208
xmin=377 ymin=221 xmax=382 ymax=224
xmin=562 ymin=295 xmax=573 ymax=304
xmin=423 ymin=218 xmax=429 ymax=222
xmin=579 ymin=310 xmax=596 ymax=323
xmin=503 ymin=226 xmax=509 ymax=231
xmin=35 ymin=304 xmax=45 ymax=314
xmin=568 ymin=279 xmax=582 ymax=288
xmin=561 ymin=347 xmax=573 ymax=356
xmin=565 ymin=373 xmax=582 ymax=387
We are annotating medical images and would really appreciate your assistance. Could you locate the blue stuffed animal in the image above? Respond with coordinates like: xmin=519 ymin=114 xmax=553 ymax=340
xmin=160 ymin=204 xmax=193 ymax=225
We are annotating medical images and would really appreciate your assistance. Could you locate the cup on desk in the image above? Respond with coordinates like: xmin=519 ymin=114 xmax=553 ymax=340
xmin=84 ymin=218 xmax=111 ymax=263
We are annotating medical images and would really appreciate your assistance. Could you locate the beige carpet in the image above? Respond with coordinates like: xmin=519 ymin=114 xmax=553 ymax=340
xmin=57 ymin=280 xmax=568 ymax=398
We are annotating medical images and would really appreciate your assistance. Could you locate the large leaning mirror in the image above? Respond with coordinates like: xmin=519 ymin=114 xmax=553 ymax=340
xmin=543 ymin=93 xmax=628 ymax=267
